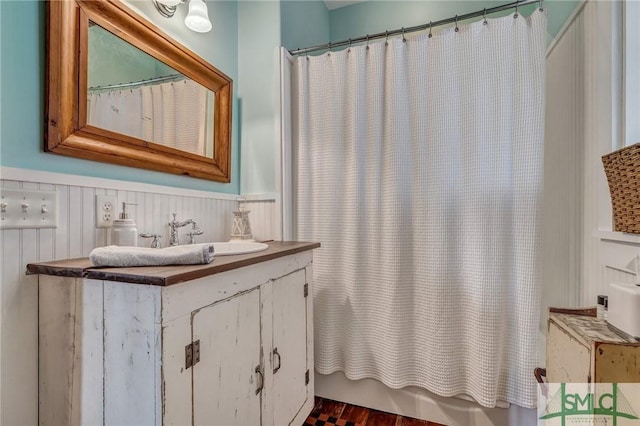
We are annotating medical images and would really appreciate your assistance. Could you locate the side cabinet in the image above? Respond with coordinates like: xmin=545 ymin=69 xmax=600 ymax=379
xmin=38 ymin=250 xmax=315 ymax=426
xmin=546 ymin=311 xmax=640 ymax=383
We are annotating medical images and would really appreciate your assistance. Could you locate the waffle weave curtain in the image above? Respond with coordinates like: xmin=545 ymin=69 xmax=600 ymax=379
xmin=292 ymin=11 xmax=546 ymax=408
xmin=87 ymin=79 xmax=208 ymax=155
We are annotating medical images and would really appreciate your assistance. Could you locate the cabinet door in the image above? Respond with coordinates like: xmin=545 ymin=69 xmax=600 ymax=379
xmin=547 ymin=320 xmax=591 ymax=383
xmin=271 ymin=270 xmax=308 ymax=425
xmin=192 ymin=287 xmax=263 ymax=426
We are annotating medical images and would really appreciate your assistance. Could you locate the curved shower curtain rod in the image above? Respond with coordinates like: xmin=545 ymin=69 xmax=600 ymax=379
xmin=289 ymin=0 xmax=542 ymax=55
xmin=88 ymin=73 xmax=186 ymax=92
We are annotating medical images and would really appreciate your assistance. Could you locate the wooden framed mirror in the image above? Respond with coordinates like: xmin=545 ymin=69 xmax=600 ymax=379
xmin=45 ymin=0 xmax=232 ymax=182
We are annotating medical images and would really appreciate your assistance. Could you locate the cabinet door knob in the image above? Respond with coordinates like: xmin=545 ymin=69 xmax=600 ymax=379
xmin=273 ymin=348 xmax=281 ymax=374
xmin=255 ymin=365 xmax=263 ymax=395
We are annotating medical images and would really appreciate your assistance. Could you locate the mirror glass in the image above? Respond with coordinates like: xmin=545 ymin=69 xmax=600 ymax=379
xmin=46 ymin=0 xmax=232 ymax=182
xmin=87 ymin=22 xmax=215 ymax=159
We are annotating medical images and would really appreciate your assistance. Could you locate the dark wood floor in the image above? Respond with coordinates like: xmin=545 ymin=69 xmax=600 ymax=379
xmin=304 ymin=397 xmax=447 ymax=426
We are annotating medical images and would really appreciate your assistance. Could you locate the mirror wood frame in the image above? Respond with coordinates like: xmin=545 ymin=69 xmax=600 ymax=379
xmin=45 ymin=0 xmax=232 ymax=182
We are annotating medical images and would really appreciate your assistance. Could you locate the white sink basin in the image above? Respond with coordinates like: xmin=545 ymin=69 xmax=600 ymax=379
xmin=211 ymin=241 xmax=269 ymax=256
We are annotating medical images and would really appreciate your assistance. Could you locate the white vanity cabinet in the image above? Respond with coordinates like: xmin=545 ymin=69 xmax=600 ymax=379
xmin=31 ymin=242 xmax=318 ymax=426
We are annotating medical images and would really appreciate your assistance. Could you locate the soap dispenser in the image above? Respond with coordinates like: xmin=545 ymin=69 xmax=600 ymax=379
xmin=111 ymin=202 xmax=138 ymax=246
xmin=229 ymin=197 xmax=254 ymax=241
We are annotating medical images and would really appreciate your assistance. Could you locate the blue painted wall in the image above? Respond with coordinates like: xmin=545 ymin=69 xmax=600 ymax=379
xmin=329 ymin=0 xmax=582 ymax=47
xmin=88 ymin=24 xmax=176 ymax=87
xmin=0 ymin=0 xmax=581 ymax=195
xmin=0 ymin=0 xmax=239 ymax=194
xmin=237 ymin=1 xmax=282 ymax=195
xmin=236 ymin=0 xmax=330 ymax=195
xmin=281 ymin=1 xmax=330 ymax=52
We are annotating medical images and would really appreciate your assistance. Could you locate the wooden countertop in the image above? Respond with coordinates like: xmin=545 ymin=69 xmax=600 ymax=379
xmin=549 ymin=311 xmax=640 ymax=345
xmin=27 ymin=241 xmax=320 ymax=286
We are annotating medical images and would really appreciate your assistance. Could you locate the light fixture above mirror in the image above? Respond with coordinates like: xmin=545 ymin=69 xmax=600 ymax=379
xmin=153 ymin=0 xmax=212 ymax=33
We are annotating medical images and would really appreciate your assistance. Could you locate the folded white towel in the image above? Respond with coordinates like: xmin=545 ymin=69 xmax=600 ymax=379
xmin=89 ymin=244 xmax=215 ymax=267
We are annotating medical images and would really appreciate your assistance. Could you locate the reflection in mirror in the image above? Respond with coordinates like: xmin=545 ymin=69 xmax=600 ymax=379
xmin=46 ymin=0 xmax=232 ymax=182
xmin=87 ymin=22 xmax=215 ymax=159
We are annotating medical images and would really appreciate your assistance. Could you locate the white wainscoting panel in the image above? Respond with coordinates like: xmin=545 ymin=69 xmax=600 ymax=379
xmin=246 ymin=199 xmax=279 ymax=242
xmin=545 ymin=0 xmax=635 ymax=319
xmin=576 ymin=1 xmax=626 ymax=307
xmin=597 ymin=237 xmax=640 ymax=300
xmin=580 ymin=1 xmax=616 ymax=307
xmin=541 ymin=1 xmax=587 ymax=328
xmin=0 ymin=175 xmax=277 ymax=425
xmin=603 ymin=265 xmax=637 ymax=286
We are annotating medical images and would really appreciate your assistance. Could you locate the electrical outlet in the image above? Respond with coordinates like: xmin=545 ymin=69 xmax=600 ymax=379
xmin=96 ymin=195 xmax=118 ymax=228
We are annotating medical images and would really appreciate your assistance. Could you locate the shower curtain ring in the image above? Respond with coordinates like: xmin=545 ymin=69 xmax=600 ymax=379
xmin=366 ymin=34 xmax=370 ymax=50
xmin=385 ymin=30 xmax=389 ymax=45
xmin=402 ymin=27 xmax=406 ymax=42
xmin=428 ymin=21 xmax=433 ymax=38
xmin=538 ymin=0 xmax=543 ymax=11
xmin=327 ymin=41 xmax=332 ymax=56
xmin=454 ymin=15 xmax=459 ymax=32
xmin=483 ymin=8 xmax=488 ymax=25
xmin=348 ymin=38 xmax=352 ymax=52
xmin=514 ymin=1 xmax=519 ymax=18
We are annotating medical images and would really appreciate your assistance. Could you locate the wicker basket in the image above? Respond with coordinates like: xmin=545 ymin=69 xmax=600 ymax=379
xmin=602 ymin=142 xmax=640 ymax=233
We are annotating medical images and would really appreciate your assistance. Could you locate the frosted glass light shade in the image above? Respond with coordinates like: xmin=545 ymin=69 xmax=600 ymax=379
xmin=184 ymin=0 xmax=212 ymax=33
xmin=156 ymin=0 xmax=181 ymax=6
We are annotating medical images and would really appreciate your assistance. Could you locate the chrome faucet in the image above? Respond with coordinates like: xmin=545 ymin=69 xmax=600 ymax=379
xmin=168 ymin=213 xmax=200 ymax=246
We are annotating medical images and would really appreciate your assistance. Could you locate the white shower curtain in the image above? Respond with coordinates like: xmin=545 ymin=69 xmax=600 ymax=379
xmin=292 ymin=11 xmax=546 ymax=408
xmin=87 ymin=79 xmax=208 ymax=155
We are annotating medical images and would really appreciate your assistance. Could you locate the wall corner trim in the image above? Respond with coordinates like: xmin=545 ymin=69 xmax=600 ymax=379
xmin=546 ymin=0 xmax=587 ymax=57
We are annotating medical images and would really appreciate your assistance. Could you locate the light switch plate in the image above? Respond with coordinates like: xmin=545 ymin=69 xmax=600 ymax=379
xmin=0 ymin=188 xmax=58 ymax=229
